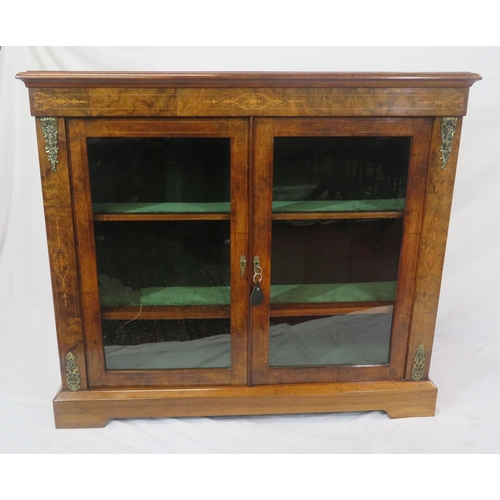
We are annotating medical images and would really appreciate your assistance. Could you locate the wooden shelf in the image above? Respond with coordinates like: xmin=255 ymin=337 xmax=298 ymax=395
xmin=93 ymin=202 xmax=231 ymax=221
xmin=270 ymin=302 xmax=393 ymax=317
xmin=92 ymin=200 xmax=404 ymax=221
xmin=98 ymin=282 xmax=396 ymax=316
xmin=100 ymin=303 xmax=393 ymax=320
xmin=101 ymin=305 xmax=231 ymax=320
xmin=272 ymin=199 xmax=404 ymax=220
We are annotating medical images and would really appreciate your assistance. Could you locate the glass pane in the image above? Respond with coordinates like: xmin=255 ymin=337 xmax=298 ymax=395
xmin=95 ymin=221 xmax=230 ymax=305
xmin=88 ymin=137 xmax=230 ymax=212
xmin=269 ymin=134 xmax=409 ymax=368
xmin=269 ymin=219 xmax=402 ymax=366
xmin=271 ymin=219 xmax=402 ymax=290
xmin=104 ymin=319 xmax=231 ymax=369
xmin=95 ymin=220 xmax=231 ymax=370
xmin=273 ymin=137 xmax=410 ymax=213
xmin=269 ymin=308 xmax=392 ymax=367
xmin=87 ymin=135 xmax=233 ymax=372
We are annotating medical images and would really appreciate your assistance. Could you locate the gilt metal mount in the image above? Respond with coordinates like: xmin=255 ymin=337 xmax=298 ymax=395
xmin=440 ymin=117 xmax=458 ymax=170
xmin=65 ymin=352 xmax=81 ymax=391
xmin=40 ymin=117 xmax=59 ymax=173
xmin=411 ymin=343 xmax=426 ymax=381
xmin=240 ymin=255 xmax=247 ymax=277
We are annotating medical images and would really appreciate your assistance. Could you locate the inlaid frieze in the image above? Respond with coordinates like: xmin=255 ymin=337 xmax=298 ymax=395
xmin=178 ymin=88 xmax=468 ymax=117
xmin=29 ymin=87 xmax=469 ymax=117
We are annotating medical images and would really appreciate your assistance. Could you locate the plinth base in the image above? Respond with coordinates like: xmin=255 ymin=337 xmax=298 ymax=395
xmin=53 ymin=380 xmax=437 ymax=428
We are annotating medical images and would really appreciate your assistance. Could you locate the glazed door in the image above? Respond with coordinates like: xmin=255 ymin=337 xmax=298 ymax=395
xmin=250 ymin=118 xmax=432 ymax=384
xmin=69 ymin=119 xmax=249 ymax=387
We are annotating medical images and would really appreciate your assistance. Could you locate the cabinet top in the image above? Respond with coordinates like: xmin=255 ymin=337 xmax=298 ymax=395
xmin=17 ymin=71 xmax=482 ymax=118
xmin=16 ymin=71 xmax=482 ymax=88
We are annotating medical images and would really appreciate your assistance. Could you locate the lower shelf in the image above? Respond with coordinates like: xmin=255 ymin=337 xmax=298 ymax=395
xmin=53 ymin=380 xmax=438 ymax=428
xmin=98 ymin=281 xmax=397 ymax=307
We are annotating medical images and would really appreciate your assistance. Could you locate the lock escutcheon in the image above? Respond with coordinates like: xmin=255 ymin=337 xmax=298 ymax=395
xmin=253 ymin=255 xmax=262 ymax=283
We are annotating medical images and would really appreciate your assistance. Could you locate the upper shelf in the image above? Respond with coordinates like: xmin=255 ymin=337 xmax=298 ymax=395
xmin=92 ymin=200 xmax=404 ymax=221
xmin=272 ymin=199 xmax=404 ymax=219
xmin=93 ymin=202 xmax=231 ymax=214
xmin=93 ymin=202 xmax=231 ymax=221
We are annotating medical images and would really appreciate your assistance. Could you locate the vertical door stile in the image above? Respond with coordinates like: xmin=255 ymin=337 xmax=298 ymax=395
xmin=250 ymin=118 xmax=274 ymax=385
xmin=245 ymin=117 xmax=254 ymax=386
xmin=67 ymin=119 xmax=104 ymax=383
xmin=230 ymin=119 xmax=251 ymax=385
xmin=388 ymin=118 xmax=434 ymax=378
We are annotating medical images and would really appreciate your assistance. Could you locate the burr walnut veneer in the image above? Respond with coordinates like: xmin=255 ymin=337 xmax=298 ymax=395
xmin=17 ymin=71 xmax=480 ymax=428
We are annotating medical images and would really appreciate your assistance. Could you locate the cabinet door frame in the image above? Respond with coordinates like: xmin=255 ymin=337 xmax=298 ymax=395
xmin=68 ymin=117 xmax=250 ymax=388
xmin=250 ymin=117 xmax=433 ymax=385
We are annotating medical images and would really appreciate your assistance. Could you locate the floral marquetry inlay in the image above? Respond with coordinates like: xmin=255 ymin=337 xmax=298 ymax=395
xmin=417 ymin=93 xmax=465 ymax=110
xmin=205 ymin=92 xmax=301 ymax=110
xmin=33 ymin=92 xmax=88 ymax=110
xmin=53 ymin=218 xmax=71 ymax=306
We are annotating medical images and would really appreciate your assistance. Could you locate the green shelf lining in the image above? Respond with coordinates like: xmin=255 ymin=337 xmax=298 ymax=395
xmin=93 ymin=202 xmax=231 ymax=214
xmin=92 ymin=199 xmax=405 ymax=215
xmin=99 ymin=282 xmax=397 ymax=307
xmin=270 ymin=282 xmax=397 ymax=304
xmin=272 ymin=199 xmax=405 ymax=213
xmin=100 ymin=286 xmax=231 ymax=307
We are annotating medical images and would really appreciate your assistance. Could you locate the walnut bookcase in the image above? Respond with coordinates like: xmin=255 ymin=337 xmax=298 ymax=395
xmin=17 ymin=71 xmax=481 ymax=428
